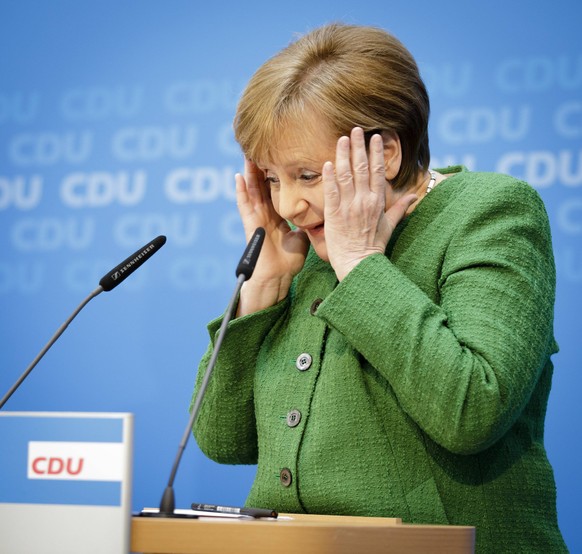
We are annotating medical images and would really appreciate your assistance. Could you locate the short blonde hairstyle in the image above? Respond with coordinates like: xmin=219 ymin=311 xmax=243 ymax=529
xmin=234 ymin=23 xmax=430 ymax=190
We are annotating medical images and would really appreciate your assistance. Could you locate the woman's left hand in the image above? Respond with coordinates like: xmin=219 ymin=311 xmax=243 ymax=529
xmin=322 ymin=127 xmax=417 ymax=281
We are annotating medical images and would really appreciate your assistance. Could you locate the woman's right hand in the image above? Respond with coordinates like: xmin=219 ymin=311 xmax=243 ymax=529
xmin=235 ymin=159 xmax=310 ymax=316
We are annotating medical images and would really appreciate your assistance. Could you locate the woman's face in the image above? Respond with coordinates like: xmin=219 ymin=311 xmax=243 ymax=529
xmin=257 ymin=127 xmax=339 ymax=262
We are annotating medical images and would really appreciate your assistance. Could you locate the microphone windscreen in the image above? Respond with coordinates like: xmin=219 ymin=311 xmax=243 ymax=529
xmin=235 ymin=228 xmax=265 ymax=280
xmin=99 ymin=235 xmax=167 ymax=292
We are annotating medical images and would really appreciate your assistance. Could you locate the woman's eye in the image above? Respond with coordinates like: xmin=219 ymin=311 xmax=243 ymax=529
xmin=264 ymin=176 xmax=280 ymax=186
xmin=300 ymin=173 xmax=319 ymax=182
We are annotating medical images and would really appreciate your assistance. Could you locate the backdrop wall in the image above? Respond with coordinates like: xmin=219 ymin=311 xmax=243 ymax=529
xmin=1 ymin=1 xmax=580 ymax=551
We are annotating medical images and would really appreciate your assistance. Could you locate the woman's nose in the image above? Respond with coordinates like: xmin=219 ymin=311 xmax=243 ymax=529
xmin=277 ymin=184 xmax=307 ymax=221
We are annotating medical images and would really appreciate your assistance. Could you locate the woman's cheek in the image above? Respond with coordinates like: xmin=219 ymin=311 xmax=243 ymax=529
xmin=270 ymin=190 xmax=280 ymax=214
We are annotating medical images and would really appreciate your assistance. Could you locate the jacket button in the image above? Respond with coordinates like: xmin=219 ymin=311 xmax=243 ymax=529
xmin=310 ymin=298 xmax=323 ymax=315
xmin=286 ymin=409 xmax=302 ymax=428
xmin=296 ymin=353 xmax=312 ymax=371
xmin=280 ymin=468 xmax=292 ymax=487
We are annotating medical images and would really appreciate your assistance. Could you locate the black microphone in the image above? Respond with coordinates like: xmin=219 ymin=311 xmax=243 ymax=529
xmin=235 ymin=227 xmax=265 ymax=279
xmin=0 ymin=236 xmax=167 ymax=409
xmin=146 ymin=227 xmax=265 ymax=518
xmin=99 ymin=235 xmax=166 ymax=291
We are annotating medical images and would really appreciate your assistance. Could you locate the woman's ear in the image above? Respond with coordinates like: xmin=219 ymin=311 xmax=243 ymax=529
xmin=382 ymin=131 xmax=402 ymax=181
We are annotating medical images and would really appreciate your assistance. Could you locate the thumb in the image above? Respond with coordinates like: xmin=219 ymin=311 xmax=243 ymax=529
xmin=385 ymin=193 xmax=418 ymax=230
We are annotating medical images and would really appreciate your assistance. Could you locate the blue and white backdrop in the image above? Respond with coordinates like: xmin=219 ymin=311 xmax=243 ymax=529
xmin=1 ymin=1 xmax=580 ymax=550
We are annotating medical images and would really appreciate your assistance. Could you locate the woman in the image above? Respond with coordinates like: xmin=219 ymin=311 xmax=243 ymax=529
xmin=192 ymin=23 xmax=567 ymax=553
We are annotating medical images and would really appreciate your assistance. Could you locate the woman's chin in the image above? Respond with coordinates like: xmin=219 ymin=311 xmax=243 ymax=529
xmin=310 ymin=240 xmax=329 ymax=263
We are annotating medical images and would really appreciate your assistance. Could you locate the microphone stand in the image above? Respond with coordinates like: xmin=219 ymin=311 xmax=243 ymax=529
xmin=149 ymin=226 xmax=266 ymax=517
xmin=158 ymin=273 xmax=246 ymax=515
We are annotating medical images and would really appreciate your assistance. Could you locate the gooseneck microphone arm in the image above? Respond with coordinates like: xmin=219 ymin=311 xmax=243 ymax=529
xmin=0 ymin=286 xmax=103 ymax=409
xmin=0 ymin=235 xmax=167 ymax=410
xmin=158 ymin=272 xmax=245 ymax=515
xmin=157 ymin=227 xmax=266 ymax=516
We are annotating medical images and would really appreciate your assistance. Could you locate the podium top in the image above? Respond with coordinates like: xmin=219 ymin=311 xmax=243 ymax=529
xmin=131 ymin=512 xmax=475 ymax=554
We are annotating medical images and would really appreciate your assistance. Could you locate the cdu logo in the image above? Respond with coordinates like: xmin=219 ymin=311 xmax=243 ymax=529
xmin=60 ymin=86 xmax=144 ymax=121
xmin=31 ymin=456 xmax=84 ymax=477
xmin=28 ymin=441 xmax=125 ymax=482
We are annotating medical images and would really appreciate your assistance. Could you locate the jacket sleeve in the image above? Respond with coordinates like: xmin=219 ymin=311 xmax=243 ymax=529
xmin=192 ymin=300 xmax=288 ymax=464
xmin=315 ymin=181 xmax=557 ymax=455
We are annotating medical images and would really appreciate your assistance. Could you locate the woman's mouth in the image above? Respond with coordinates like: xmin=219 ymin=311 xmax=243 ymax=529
xmin=306 ymin=223 xmax=325 ymax=237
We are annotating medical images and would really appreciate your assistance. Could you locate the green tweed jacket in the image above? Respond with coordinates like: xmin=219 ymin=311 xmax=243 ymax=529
xmin=193 ymin=167 xmax=567 ymax=553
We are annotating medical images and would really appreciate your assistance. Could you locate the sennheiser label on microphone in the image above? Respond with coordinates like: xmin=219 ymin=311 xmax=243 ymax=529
xmin=110 ymin=242 xmax=156 ymax=281
xmin=236 ymin=227 xmax=265 ymax=278
xmin=242 ymin=235 xmax=261 ymax=266
xmin=99 ymin=235 xmax=166 ymax=291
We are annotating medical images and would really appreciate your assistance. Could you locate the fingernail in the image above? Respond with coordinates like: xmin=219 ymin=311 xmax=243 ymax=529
xmin=373 ymin=135 xmax=383 ymax=152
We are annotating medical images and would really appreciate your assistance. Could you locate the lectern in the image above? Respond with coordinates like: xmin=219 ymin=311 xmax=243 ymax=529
xmin=131 ymin=513 xmax=475 ymax=554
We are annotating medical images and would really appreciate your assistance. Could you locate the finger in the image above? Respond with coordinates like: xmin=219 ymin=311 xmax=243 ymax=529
xmin=385 ymin=193 xmax=418 ymax=230
xmin=237 ymin=161 xmax=267 ymax=214
xmin=235 ymin=171 xmax=248 ymax=203
xmin=322 ymin=160 xmax=340 ymax=213
xmin=368 ymin=133 xmax=387 ymax=196
xmin=350 ymin=127 xmax=371 ymax=192
xmin=334 ymin=135 xmax=354 ymax=198
xmin=244 ymin=159 xmax=265 ymax=203
xmin=235 ymin=172 xmax=257 ymax=229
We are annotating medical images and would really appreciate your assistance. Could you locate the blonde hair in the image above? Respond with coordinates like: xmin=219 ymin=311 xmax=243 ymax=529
xmin=234 ymin=23 xmax=430 ymax=190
